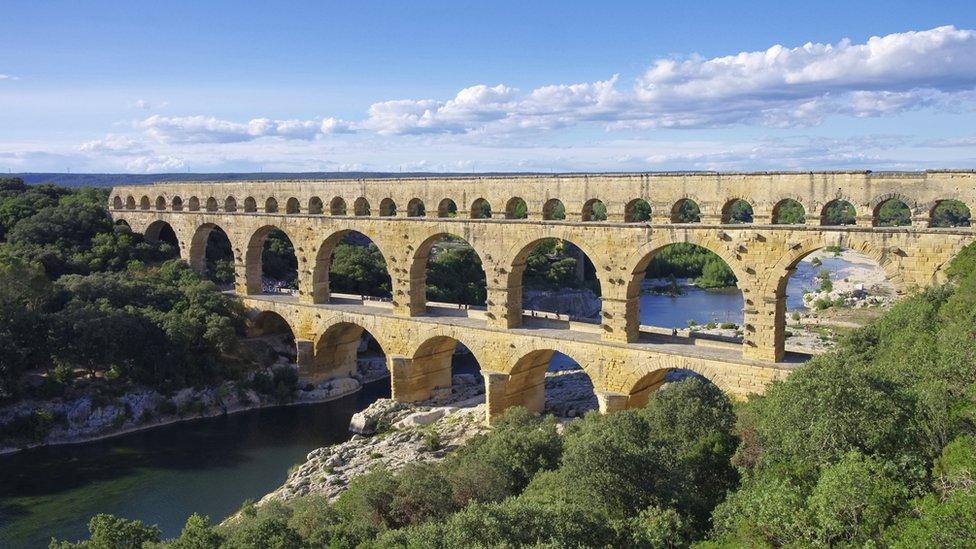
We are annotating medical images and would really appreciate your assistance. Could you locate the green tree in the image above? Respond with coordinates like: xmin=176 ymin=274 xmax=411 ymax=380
xmin=50 ymin=513 xmax=161 ymax=548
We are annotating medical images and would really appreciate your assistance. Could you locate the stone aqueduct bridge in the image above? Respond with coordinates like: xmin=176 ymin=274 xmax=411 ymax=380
xmin=110 ymin=171 xmax=975 ymax=420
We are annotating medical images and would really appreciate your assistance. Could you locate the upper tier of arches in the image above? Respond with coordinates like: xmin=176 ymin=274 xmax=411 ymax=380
xmin=111 ymin=190 xmax=973 ymax=228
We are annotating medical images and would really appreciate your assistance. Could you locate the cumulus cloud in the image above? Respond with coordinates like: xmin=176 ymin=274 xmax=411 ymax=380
xmin=138 ymin=25 xmax=976 ymax=143
xmin=79 ymin=134 xmax=147 ymax=154
xmin=125 ymin=155 xmax=185 ymax=173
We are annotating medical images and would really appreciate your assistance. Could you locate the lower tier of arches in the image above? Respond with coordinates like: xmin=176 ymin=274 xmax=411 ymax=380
xmin=241 ymin=294 xmax=790 ymax=424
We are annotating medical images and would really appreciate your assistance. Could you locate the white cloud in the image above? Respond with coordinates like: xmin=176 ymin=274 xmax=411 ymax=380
xmin=125 ymin=155 xmax=186 ymax=173
xmin=136 ymin=115 xmax=326 ymax=143
xmin=79 ymin=134 xmax=146 ymax=154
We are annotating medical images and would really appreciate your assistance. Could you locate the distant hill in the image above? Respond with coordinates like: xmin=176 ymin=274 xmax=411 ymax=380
xmin=10 ymin=172 xmax=549 ymax=188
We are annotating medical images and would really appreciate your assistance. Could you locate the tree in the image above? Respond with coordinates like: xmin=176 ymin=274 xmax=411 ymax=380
xmin=50 ymin=514 xmax=161 ymax=548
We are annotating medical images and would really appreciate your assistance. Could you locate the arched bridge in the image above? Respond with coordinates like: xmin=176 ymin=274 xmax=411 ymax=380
xmin=110 ymin=171 xmax=975 ymax=420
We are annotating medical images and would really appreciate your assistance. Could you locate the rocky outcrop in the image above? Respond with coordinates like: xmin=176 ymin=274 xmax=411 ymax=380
xmin=258 ymin=374 xmax=488 ymax=505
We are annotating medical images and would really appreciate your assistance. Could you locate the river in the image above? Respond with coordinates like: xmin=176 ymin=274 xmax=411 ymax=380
xmin=0 ymin=255 xmax=863 ymax=547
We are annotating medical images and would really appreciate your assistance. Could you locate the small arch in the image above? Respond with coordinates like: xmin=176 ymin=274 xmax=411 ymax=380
xmin=671 ymin=199 xmax=700 ymax=223
xmin=330 ymin=197 xmax=348 ymax=216
xmin=144 ymin=220 xmax=179 ymax=249
xmin=470 ymin=198 xmax=492 ymax=219
xmin=224 ymin=196 xmax=238 ymax=212
xmin=188 ymin=197 xmax=201 ymax=211
xmin=379 ymin=198 xmax=397 ymax=217
xmin=407 ymin=198 xmax=426 ymax=217
xmin=930 ymin=199 xmax=971 ymax=228
xmin=112 ymin=196 xmax=124 ymax=210
xmin=243 ymin=197 xmax=257 ymax=213
xmin=505 ymin=197 xmax=528 ymax=219
xmin=154 ymin=196 xmax=166 ymax=210
xmin=437 ymin=198 xmax=458 ymax=218
xmin=205 ymin=197 xmax=219 ymax=212
xmin=125 ymin=195 xmax=136 ymax=209
xmin=172 ymin=196 xmax=183 ymax=211
xmin=772 ymin=199 xmax=805 ymax=224
xmin=542 ymin=199 xmax=566 ymax=220
xmin=721 ymin=199 xmax=753 ymax=224
xmin=625 ymin=199 xmax=651 ymax=222
xmin=139 ymin=196 xmax=151 ymax=210
xmin=821 ymin=199 xmax=856 ymax=226
xmin=498 ymin=350 xmax=597 ymax=417
xmin=308 ymin=196 xmax=324 ymax=215
xmin=286 ymin=197 xmax=300 ymax=214
xmin=873 ymin=198 xmax=911 ymax=227
xmin=354 ymin=197 xmax=371 ymax=216
xmin=581 ymin=199 xmax=608 ymax=222
xmin=265 ymin=197 xmax=279 ymax=213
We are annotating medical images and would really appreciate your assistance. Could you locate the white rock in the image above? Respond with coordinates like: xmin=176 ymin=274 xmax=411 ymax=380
xmin=394 ymin=409 xmax=446 ymax=429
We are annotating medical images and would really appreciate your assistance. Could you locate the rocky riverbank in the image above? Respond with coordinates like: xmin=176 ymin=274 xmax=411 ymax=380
xmin=0 ymin=357 xmax=390 ymax=456
xmin=522 ymin=287 xmax=601 ymax=319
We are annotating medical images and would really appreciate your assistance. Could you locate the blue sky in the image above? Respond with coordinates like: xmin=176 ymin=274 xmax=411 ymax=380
xmin=2 ymin=0 xmax=976 ymax=173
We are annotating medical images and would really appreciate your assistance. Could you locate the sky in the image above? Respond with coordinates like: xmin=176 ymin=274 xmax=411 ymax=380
xmin=2 ymin=0 xmax=976 ymax=174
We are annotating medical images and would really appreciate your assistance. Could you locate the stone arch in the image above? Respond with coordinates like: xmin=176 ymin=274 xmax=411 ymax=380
xmin=621 ymin=235 xmax=749 ymax=342
xmin=872 ymin=195 xmax=912 ymax=227
xmin=286 ymin=197 xmax=300 ymax=214
xmin=407 ymin=198 xmax=426 ymax=217
xmin=188 ymin=197 xmax=201 ymax=211
xmin=671 ymin=198 xmax=701 ymax=223
xmin=379 ymin=198 xmax=397 ymax=217
xmin=125 ymin=195 xmax=136 ymax=209
xmin=188 ymin=222 xmax=233 ymax=276
xmin=139 ymin=196 xmax=151 ymax=210
xmin=505 ymin=197 xmax=528 ymax=219
xmin=437 ymin=198 xmax=458 ymax=218
xmin=354 ymin=197 xmax=371 ymax=216
xmin=330 ymin=197 xmax=348 ymax=216
xmin=772 ymin=198 xmax=805 ymax=224
xmin=400 ymin=334 xmax=484 ymax=402
xmin=625 ymin=198 xmax=651 ymax=222
xmin=247 ymin=310 xmax=298 ymax=364
xmin=309 ymin=229 xmax=392 ymax=304
xmin=721 ymin=198 xmax=754 ymax=224
xmin=505 ymin=236 xmax=606 ymax=324
xmin=172 ymin=196 xmax=183 ymax=211
xmin=154 ymin=196 xmax=166 ymax=210
xmin=929 ymin=199 xmax=972 ymax=228
xmin=310 ymin=321 xmax=388 ymax=382
xmin=308 ymin=196 xmax=324 ymax=215
xmin=114 ymin=218 xmax=131 ymax=230
xmin=470 ymin=198 xmax=492 ymax=219
xmin=820 ymin=198 xmax=856 ymax=226
xmin=409 ymin=232 xmax=488 ymax=313
xmin=581 ymin=198 xmax=607 ymax=222
xmin=265 ymin=197 xmax=279 ymax=213
xmin=542 ymin=198 xmax=566 ymax=220
xmin=494 ymin=348 xmax=597 ymax=416
xmin=623 ymin=367 xmax=714 ymax=409
xmin=205 ymin=197 xmax=219 ymax=212
xmin=144 ymin=219 xmax=179 ymax=249
xmin=243 ymin=197 xmax=257 ymax=213
xmin=244 ymin=225 xmax=299 ymax=295
xmin=224 ymin=196 xmax=238 ymax=212
xmin=112 ymin=195 xmax=124 ymax=209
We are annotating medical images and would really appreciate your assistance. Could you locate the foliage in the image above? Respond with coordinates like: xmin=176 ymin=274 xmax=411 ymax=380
xmin=773 ymin=199 xmax=806 ymax=224
xmin=877 ymin=199 xmax=912 ymax=226
xmin=50 ymin=513 xmax=161 ymax=548
xmin=673 ymin=199 xmax=700 ymax=222
xmin=931 ymin=199 xmax=971 ymax=227
xmin=425 ymin=244 xmax=486 ymax=305
xmin=724 ymin=200 xmax=753 ymax=223
xmin=644 ymin=243 xmax=737 ymax=289
xmin=329 ymin=242 xmax=391 ymax=297
xmin=822 ymin=200 xmax=856 ymax=225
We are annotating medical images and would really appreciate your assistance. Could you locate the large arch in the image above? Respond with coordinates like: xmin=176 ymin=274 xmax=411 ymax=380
xmin=409 ymin=232 xmax=488 ymax=314
xmin=244 ymin=225 xmax=298 ymax=295
xmin=310 ymin=229 xmax=392 ymax=304
xmin=247 ymin=310 xmax=299 ymax=366
xmin=144 ymin=219 xmax=179 ymax=250
xmin=309 ymin=321 xmax=388 ymax=383
xmin=397 ymin=334 xmax=484 ymax=402
xmin=623 ymin=236 xmax=748 ymax=343
xmin=188 ymin=222 xmax=233 ymax=278
xmin=494 ymin=348 xmax=596 ymax=416
xmin=507 ymin=237 xmax=604 ymax=325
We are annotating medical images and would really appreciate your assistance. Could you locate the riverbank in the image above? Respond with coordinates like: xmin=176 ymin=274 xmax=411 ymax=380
xmin=0 ymin=357 xmax=390 ymax=456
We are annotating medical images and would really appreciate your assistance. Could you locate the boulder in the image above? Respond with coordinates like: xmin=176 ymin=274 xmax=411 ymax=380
xmin=349 ymin=398 xmax=407 ymax=435
xmin=393 ymin=409 xmax=446 ymax=429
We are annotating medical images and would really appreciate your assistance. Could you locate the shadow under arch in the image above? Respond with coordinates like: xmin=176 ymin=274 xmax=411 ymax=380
xmin=398 ymin=334 xmax=484 ymax=402
xmin=625 ymin=367 xmax=713 ymax=409
xmin=309 ymin=320 xmax=388 ymax=383
xmin=244 ymin=225 xmax=299 ymax=295
xmin=495 ymin=348 xmax=596 ymax=417
xmin=247 ymin=310 xmax=298 ymax=364
xmin=188 ymin=222 xmax=232 ymax=275
xmin=144 ymin=219 xmax=179 ymax=249
xmin=310 ymin=229 xmax=392 ymax=304
xmin=409 ymin=232 xmax=488 ymax=313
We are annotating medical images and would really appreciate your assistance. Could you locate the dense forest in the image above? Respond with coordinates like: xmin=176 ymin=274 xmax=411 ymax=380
xmin=52 ymin=239 xmax=976 ymax=546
